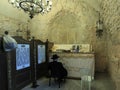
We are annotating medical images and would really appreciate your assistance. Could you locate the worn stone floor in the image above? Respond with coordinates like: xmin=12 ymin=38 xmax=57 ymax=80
xmin=22 ymin=72 xmax=116 ymax=90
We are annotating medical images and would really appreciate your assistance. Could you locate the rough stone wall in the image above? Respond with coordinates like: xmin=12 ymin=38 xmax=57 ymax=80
xmin=0 ymin=13 xmax=29 ymax=39
xmin=30 ymin=0 xmax=98 ymax=44
xmin=0 ymin=1 xmax=29 ymax=22
xmin=29 ymin=0 xmax=108 ymax=72
xmin=94 ymin=37 xmax=108 ymax=72
xmin=100 ymin=0 xmax=120 ymax=89
xmin=0 ymin=0 xmax=109 ymax=72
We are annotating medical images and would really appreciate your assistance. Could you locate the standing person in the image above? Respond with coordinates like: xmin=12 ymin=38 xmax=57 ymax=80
xmin=48 ymin=54 xmax=68 ymax=80
xmin=3 ymin=31 xmax=17 ymax=51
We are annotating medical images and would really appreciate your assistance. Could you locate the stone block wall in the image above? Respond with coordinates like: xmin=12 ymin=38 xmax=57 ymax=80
xmin=100 ymin=0 xmax=120 ymax=89
xmin=0 ymin=13 xmax=29 ymax=39
xmin=30 ymin=0 xmax=99 ymax=43
xmin=0 ymin=0 xmax=113 ymax=73
xmin=30 ymin=0 xmax=109 ymax=72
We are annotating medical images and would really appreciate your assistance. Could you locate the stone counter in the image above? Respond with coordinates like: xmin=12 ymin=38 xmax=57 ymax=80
xmin=50 ymin=52 xmax=94 ymax=58
xmin=49 ymin=52 xmax=95 ymax=79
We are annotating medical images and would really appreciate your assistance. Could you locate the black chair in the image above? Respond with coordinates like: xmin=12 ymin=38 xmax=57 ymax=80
xmin=48 ymin=62 xmax=67 ymax=88
xmin=48 ymin=71 xmax=62 ymax=88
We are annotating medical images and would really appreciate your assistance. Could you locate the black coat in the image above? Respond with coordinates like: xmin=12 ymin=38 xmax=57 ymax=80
xmin=48 ymin=61 xmax=68 ymax=79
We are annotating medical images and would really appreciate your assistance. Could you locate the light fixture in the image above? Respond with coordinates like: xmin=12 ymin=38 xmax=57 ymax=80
xmin=8 ymin=0 xmax=52 ymax=19
xmin=96 ymin=12 xmax=103 ymax=38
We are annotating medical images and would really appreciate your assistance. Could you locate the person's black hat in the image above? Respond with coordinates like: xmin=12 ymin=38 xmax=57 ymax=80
xmin=4 ymin=31 xmax=8 ymax=35
xmin=51 ymin=54 xmax=59 ymax=59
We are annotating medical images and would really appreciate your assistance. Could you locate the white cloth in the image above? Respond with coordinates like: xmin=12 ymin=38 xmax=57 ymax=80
xmin=3 ymin=35 xmax=17 ymax=51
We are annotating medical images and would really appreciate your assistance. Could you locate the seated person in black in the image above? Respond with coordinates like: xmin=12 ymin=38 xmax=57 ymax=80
xmin=48 ymin=54 xmax=68 ymax=80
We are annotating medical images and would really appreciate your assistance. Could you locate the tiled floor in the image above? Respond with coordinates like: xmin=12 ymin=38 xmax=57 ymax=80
xmin=22 ymin=72 xmax=116 ymax=90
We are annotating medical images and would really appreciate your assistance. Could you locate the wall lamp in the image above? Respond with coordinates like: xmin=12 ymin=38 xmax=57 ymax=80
xmin=96 ymin=12 xmax=103 ymax=38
